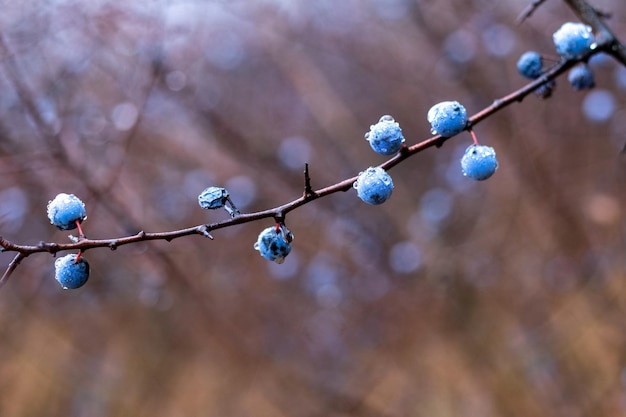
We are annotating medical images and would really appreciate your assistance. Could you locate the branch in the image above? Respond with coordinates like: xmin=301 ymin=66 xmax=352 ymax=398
xmin=0 ymin=0 xmax=623 ymax=281
xmin=0 ymin=253 xmax=26 ymax=288
xmin=0 ymin=53 xmax=591 ymax=260
xmin=517 ymin=0 xmax=549 ymax=25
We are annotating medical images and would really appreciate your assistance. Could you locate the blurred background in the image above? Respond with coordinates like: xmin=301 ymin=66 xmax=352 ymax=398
xmin=0 ymin=0 xmax=625 ymax=416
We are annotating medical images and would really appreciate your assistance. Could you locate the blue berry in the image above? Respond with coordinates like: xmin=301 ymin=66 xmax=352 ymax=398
xmin=567 ymin=64 xmax=595 ymax=90
xmin=427 ymin=101 xmax=467 ymax=137
xmin=198 ymin=186 xmax=239 ymax=217
xmin=54 ymin=254 xmax=90 ymax=289
xmin=353 ymin=166 xmax=393 ymax=205
xmin=461 ymin=144 xmax=498 ymax=181
xmin=534 ymin=80 xmax=556 ymax=99
xmin=553 ymin=22 xmax=594 ymax=60
xmin=516 ymin=51 xmax=543 ymax=79
xmin=365 ymin=115 xmax=405 ymax=155
xmin=47 ymin=193 xmax=87 ymax=230
xmin=254 ymin=225 xmax=293 ymax=264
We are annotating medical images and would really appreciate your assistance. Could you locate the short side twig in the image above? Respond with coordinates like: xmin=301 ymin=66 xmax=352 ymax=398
xmin=303 ymin=163 xmax=316 ymax=198
xmin=0 ymin=253 xmax=26 ymax=288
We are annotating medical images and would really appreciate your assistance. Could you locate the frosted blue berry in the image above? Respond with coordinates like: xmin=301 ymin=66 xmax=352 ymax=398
xmin=254 ymin=225 xmax=293 ymax=264
xmin=427 ymin=101 xmax=467 ymax=137
xmin=516 ymin=51 xmax=543 ymax=79
xmin=365 ymin=115 xmax=405 ymax=155
xmin=461 ymin=144 xmax=498 ymax=181
xmin=553 ymin=22 xmax=594 ymax=60
xmin=353 ymin=166 xmax=393 ymax=205
xmin=567 ymin=64 xmax=595 ymax=90
xmin=534 ymin=80 xmax=556 ymax=99
xmin=47 ymin=193 xmax=87 ymax=231
xmin=198 ymin=186 xmax=239 ymax=217
xmin=54 ymin=254 xmax=90 ymax=289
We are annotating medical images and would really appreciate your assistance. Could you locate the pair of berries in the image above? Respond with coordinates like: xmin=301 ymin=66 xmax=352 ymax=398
xmin=355 ymin=115 xmax=405 ymax=205
xmin=428 ymin=103 xmax=498 ymax=181
xmin=553 ymin=22 xmax=596 ymax=90
xmin=426 ymin=101 xmax=498 ymax=180
xmin=197 ymin=186 xmax=293 ymax=264
xmin=47 ymin=193 xmax=90 ymax=289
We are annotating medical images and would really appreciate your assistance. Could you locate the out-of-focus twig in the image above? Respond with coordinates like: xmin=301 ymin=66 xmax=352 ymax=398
xmin=0 ymin=253 xmax=25 ymax=289
xmin=517 ymin=0 xmax=549 ymax=24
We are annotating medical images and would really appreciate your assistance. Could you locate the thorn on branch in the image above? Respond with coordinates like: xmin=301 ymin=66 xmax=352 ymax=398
xmin=109 ymin=241 xmax=118 ymax=250
xmin=199 ymin=225 xmax=214 ymax=240
xmin=303 ymin=163 xmax=316 ymax=198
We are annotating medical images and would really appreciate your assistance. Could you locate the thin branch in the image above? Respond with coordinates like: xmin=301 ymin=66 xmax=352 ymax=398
xmin=0 ymin=52 xmax=592 ymax=260
xmin=0 ymin=253 xmax=26 ymax=288
xmin=517 ymin=0 xmax=549 ymax=25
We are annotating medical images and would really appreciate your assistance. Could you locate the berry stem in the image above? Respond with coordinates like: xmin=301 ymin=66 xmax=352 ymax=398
xmin=469 ymin=128 xmax=479 ymax=145
xmin=75 ymin=220 xmax=85 ymax=238
xmin=75 ymin=250 xmax=82 ymax=263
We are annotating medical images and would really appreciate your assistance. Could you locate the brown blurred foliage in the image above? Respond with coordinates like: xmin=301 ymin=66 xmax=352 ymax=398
xmin=1 ymin=1 xmax=626 ymax=416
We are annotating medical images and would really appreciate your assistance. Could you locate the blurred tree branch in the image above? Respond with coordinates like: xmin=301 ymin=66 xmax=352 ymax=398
xmin=517 ymin=0 xmax=548 ymax=24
